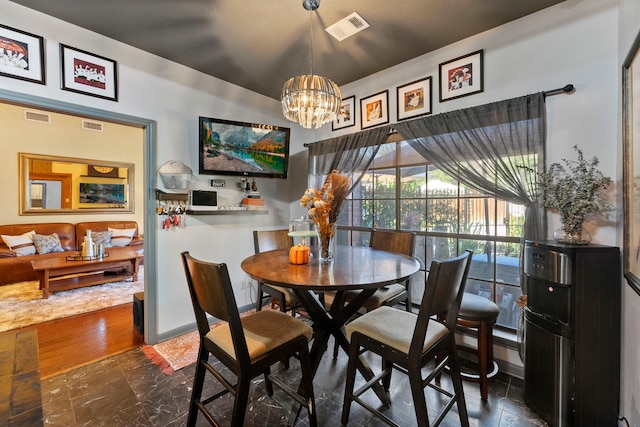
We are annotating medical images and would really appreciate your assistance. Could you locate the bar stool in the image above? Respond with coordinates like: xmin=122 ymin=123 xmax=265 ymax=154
xmin=456 ymin=293 xmax=500 ymax=401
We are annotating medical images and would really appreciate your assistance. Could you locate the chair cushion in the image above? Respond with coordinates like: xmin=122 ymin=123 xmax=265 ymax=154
xmin=345 ymin=306 xmax=448 ymax=355
xmin=206 ymin=310 xmax=313 ymax=362
xmin=459 ymin=293 xmax=500 ymax=321
xmin=265 ymin=284 xmax=298 ymax=304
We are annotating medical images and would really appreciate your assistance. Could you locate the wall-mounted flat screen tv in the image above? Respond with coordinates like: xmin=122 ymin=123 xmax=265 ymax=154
xmin=199 ymin=117 xmax=290 ymax=179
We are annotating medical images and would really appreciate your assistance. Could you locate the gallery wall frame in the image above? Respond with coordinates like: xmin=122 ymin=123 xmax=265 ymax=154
xmin=332 ymin=95 xmax=356 ymax=131
xmin=623 ymin=30 xmax=640 ymax=297
xmin=0 ymin=24 xmax=45 ymax=84
xmin=396 ymin=77 xmax=432 ymax=121
xmin=439 ymin=49 xmax=483 ymax=102
xmin=360 ymin=90 xmax=389 ymax=130
xmin=60 ymin=44 xmax=118 ymax=101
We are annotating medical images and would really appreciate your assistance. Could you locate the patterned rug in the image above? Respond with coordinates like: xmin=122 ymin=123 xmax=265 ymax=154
xmin=0 ymin=266 xmax=144 ymax=332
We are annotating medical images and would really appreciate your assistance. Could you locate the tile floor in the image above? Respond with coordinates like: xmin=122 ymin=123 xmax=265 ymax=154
xmin=41 ymin=337 xmax=548 ymax=426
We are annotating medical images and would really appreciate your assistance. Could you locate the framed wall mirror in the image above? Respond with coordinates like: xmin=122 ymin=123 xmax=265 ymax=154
xmin=623 ymin=31 xmax=640 ymax=296
xmin=19 ymin=152 xmax=134 ymax=214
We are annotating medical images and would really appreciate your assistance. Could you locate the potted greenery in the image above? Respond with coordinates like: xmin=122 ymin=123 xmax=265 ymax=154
xmin=538 ymin=145 xmax=613 ymax=244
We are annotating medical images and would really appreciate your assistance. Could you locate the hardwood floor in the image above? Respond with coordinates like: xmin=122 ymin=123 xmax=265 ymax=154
xmin=20 ymin=303 xmax=144 ymax=379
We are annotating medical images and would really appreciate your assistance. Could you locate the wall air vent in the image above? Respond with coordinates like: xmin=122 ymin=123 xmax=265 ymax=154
xmin=325 ymin=12 xmax=370 ymax=42
xmin=82 ymin=120 xmax=104 ymax=132
xmin=24 ymin=110 xmax=51 ymax=124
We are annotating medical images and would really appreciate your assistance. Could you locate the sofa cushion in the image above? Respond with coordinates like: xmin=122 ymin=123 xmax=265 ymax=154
xmin=75 ymin=221 xmax=141 ymax=249
xmin=1 ymin=231 xmax=36 ymax=256
xmin=32 ymin=233 xmax=65 ymax=254
xmin=93 ymin=230 xmax=113 ymax=248
xmin=109 ymin=227 xmax=136 ymax=247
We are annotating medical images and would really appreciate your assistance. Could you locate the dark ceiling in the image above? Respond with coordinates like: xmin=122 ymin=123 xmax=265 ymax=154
xmin=10 ymin=0 xmax=566 ymax=100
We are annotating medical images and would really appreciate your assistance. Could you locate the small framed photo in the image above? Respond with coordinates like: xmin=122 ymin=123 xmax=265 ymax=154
xmin=439 ymin=50 xmax=484 ymax=102
xmin=360 ymin=90 xmax=389 ymax=130
xmin=60 ymin=44 xmax=118 ymax=101
xmin=396 ymin=77 xmax=432 ymax=121
xmin=0 ymin=24 xmax=45 ymax=84
xmin=332 ymin=95 xmax=356 ymax=131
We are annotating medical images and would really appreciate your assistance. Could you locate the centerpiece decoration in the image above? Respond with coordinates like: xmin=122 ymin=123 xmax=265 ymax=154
xmin=537 ymin=145 xmax=613 ymax=244
xmin=300 ymin=170 xmax=350 ymax=262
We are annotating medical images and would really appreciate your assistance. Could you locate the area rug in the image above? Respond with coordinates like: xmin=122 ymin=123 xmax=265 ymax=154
xmin=141 ymin=306 xmax=297 ymax=375
xmin=0 ymin=266 xmax=144 ymax=332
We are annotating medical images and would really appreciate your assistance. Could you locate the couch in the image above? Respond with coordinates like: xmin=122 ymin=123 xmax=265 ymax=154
xmin=0 ymin=221 xmax=143 ymax=286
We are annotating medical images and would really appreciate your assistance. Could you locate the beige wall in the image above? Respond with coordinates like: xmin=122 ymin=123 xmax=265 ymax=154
xmin=0 ymin=102 xmax=144 ymax=227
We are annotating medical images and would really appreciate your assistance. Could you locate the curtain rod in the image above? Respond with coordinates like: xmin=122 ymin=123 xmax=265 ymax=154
xmin=304 ymin=85 xmax=574 ymax=147
xmin=543 ymin=84 xmax=574 ymax=97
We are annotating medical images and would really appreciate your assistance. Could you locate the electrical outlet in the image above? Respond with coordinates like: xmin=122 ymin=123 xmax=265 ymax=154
xmin=240 ymin=279 xmax=251 ymax=289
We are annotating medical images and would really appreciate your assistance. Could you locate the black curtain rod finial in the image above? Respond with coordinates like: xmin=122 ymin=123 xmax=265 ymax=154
xmin=543 ymin=84 xmax=575 ymax=97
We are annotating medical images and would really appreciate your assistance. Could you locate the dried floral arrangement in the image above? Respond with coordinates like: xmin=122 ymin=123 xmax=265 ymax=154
xmin=538 ymin=145 xmax=613 ymax=239
xmin=300 ymin=170 xmax=350 ymax=258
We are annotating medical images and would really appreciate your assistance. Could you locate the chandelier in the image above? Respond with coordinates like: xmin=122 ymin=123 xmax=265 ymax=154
xmin=281 ymin=0 xmax=341 ymax=129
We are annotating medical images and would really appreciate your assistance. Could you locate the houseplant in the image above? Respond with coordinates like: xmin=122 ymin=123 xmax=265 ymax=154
xmin=538 ymin=145 xmax=613 ymax=244
xmin=300 ymin=171 xmax=350 ymax=262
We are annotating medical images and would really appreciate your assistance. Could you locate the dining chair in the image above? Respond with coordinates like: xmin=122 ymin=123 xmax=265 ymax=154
xmin=325 ymin=229 xmax=416 ymax=314
xmin=181 ymin=251 xmax=317 ymax=427
xmin=253 ymin=229 xmax=301 ymax=316
xmin=325 ymin=229 xmax=416 ymax=358
xmin=341 ymin=249 xmax=473 ymax=427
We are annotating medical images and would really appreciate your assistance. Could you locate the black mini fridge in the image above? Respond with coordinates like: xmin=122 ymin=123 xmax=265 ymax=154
xmin=523 ymin=241 xmax=620 ymax=427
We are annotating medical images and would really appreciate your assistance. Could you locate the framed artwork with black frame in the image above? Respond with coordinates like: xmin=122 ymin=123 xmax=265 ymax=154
xmin=360 ymin=90 xmax=389 ymax=130
xmin=397 ymin=77 xmax=432 ymax=121
xmin=60 ymin=44 xmax=118 ymax=101
xmin=0 ymin=24 xmax=45 ymax=84
xmin=623 ymin=30 xmax=640 ymax=296
xmin=332 ymin=95 xmax=356 ymax=131
xmin=439 ymin=50 xmax=483 ymax=102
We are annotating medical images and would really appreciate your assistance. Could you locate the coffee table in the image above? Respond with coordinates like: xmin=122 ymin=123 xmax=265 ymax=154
xmin=31 ymin=249 xmax=142 ymax=298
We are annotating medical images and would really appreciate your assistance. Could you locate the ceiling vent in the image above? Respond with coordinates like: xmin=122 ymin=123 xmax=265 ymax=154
xmin=325 ymin=12 xmax=370 ymax=41
xmin=24 ymin=110 xmax=51 ymax=124
xmin=82 ymin=120 xmax=104 ymax=132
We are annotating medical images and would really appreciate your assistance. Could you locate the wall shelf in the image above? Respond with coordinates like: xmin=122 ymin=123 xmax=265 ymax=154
xmin=156 ymin=189 xmax=268 ymax=215
xmin=155 ymin=189 xmax=188 ymax=201
xmin=185 ymin=209 xmax=268 ymax=215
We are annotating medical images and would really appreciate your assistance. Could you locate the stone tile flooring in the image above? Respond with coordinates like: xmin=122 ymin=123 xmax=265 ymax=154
xmin=41 ymin=339 xmax=548 ymax=426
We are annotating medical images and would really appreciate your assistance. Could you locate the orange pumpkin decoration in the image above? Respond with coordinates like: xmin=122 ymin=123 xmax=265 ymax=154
xmin=289 ymin=244 xmax=310 ymax=265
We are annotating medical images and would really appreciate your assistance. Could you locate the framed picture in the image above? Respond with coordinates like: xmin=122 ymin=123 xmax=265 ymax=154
xmin=360 ymin=90 xmax=389 ymax=130
xmin=439 ymin=50 xmax=483 ymax=102
xmin=0 ymin=24 xmax=45 ymax=84
xmin=60 ymin=44 xmax=118 ymax=101
xmin=332 ymin=95 xmax=356 ymax=130
xmin=79 ymin=183 xmax=126 ymax=207
xmin=396 ymin=77 xmax=432 ymax=121
xmin=623 ymin=30 xmax=640 ymax=296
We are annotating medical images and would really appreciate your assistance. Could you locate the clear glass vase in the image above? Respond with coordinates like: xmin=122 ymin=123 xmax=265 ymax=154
xmin=553 ymin=225 xmax=592 ymax=245
xmin=315 ymin=222 xmax=337 ymax=263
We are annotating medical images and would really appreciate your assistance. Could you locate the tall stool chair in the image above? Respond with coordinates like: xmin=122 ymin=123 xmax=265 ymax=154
xmin=456 ymin=293 xmax=500 ymax=401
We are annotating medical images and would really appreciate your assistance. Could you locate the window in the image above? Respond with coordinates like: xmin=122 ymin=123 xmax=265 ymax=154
xmin=336 ymin=140 xmax=524 ymax=331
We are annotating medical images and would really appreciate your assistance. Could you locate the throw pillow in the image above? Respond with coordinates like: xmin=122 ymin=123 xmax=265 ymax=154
xmin=92 ymin=230 xmax=113 ymax=248
xmin=109 ymin=227 xmax=136 ymax=247
xmin=32 ymin=233 xmax=65 ymax=254
xmin=1 ymin=230 xmax=36 ymax=256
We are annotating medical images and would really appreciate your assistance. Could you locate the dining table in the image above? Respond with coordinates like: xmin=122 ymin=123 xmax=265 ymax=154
xmin=240 ymin=244 xmax=420 ymax=406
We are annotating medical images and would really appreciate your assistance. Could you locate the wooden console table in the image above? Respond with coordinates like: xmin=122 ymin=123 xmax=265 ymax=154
xmin=31 ymin=249 xmax=142 ymax=298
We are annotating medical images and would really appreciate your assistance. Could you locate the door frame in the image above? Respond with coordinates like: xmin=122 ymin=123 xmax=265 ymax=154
xmin=0 ymin=88 xmax=158 ymax=344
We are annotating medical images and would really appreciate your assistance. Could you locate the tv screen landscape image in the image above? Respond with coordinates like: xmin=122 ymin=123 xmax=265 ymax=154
xmin=199 ymin=117 xmax=290 ymax=179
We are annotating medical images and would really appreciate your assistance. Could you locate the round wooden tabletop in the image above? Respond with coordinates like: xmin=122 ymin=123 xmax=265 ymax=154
xmin=241 ymin=245 xmax=420 ymax=291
